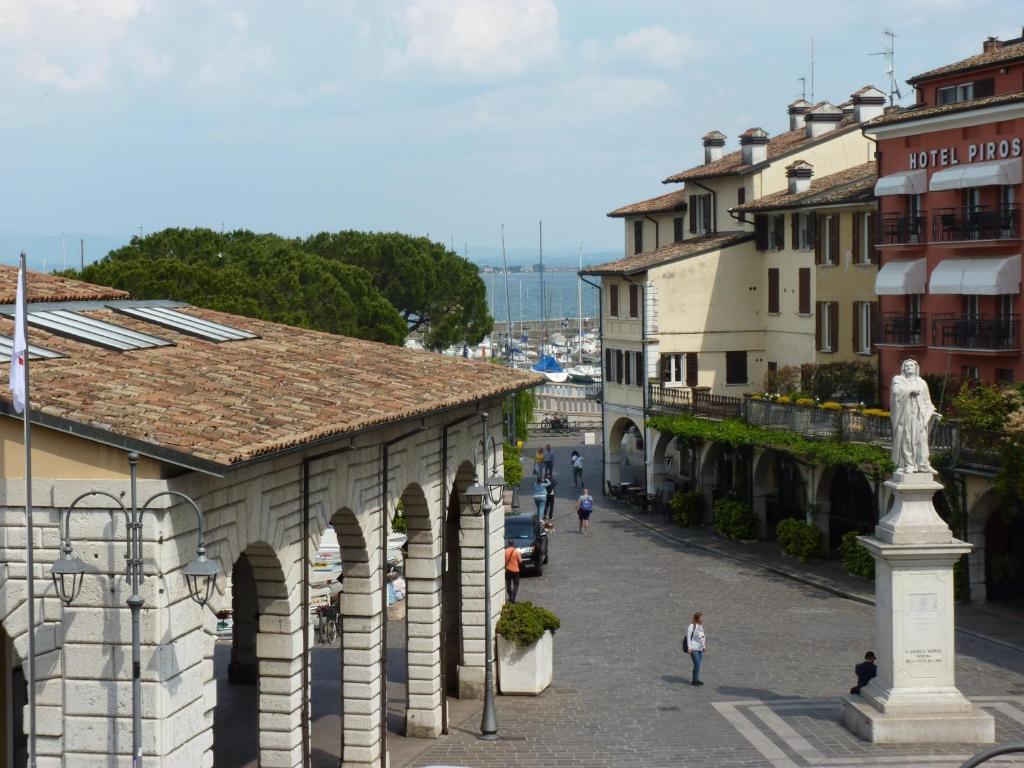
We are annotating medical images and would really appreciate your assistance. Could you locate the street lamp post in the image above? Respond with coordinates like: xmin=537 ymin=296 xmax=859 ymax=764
xmin=463 ymin=412 xmax=507 ymax=741
xmin=50 ymin=452 xmax=220 ymax=768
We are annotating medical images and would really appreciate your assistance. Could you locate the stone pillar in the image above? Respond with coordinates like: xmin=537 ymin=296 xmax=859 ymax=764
xmin=457 ymin=510 xmax=485 ymax=700
xmin=404 ymin=546 xmax=443 ymax=738
xmin=841 ymin=471 xmax=994 ymax=744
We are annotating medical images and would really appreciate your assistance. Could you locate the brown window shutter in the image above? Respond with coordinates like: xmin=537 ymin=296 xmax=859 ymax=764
xmin=852 ymin=213 xmax=862 ymax=263
xmin=610 ymin=284 xmax=619 ymax=316
xmin=674 ymin=354 xmax=682 ymax=382
xmin=975 ymin=77 xmax=995 ymax=97
xmin=811 ymin=212 xmax=822 ymax=264
xmin=686 ymin=352 xmax=698 ymax=387
xmin=702 ymin=194 xmax=712 ymax=233
xmin=689 ymin=199 xmax=697 ymax=234
xmin=768 ymin=268 xmax=780 ymax=313
xmin=815 ymin=302 xmax=823 ymax=350
xmin=852 ymin=300 xmax=861 ymax=352
xmin=674 ymin=216 xmax=684 ymax=243
xmin=605 ymin=348 xmax=613 ymax=379
xmin=629 ymin=284 xmax=639 ymax=317
xmin=624 ymin=352 xmax=631 ymax=385
xmin=867 ymin=212 xmax=879 ymax=264
xmin=616 ymin=350 xmax=624 ymax=384
xmin=829 ymin=214 xmax=840 ymax=265
xmin=775 ymin=214 xmax=785 ymax=250
xmin=799 ymin=267 xmax=811 ymax=314
xmin=633 ymin=220 xmax=643 ymax=254
xmin=791 ymin=213 xmax=800 ymax=249
xmin=737 ymin=188 xmax=746 ymax=223
xmin=754 ymin=215 xmax=769 ymax=251
xmin=870 ymin=301 xmax=878 ymax=352
xmin=659 ymin=354 xmax=667 ymax=383
xmin=635 ymin=351 xmax=644 ymax=386
xmin=829 ymin=301 xmax=839 ymax=352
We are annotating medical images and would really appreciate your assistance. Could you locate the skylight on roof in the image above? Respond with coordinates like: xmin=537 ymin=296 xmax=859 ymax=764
xmin=0 ymin=336 xmax=62 ymax=360
xmin=112 ymin=306 xmax=257 ymax=342
xmin=27 ymin=310 xmax=173 ymax=351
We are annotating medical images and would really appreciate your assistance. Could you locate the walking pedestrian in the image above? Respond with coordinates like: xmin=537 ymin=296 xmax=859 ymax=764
xmin=571 ymin=451 xmax=584 ymax=487
xmin=685 ymin=612 xmax=707 ymax=686
xmin=533 ymin=446 xmax=545 ymax=478
xmin=850 ymin=651 xmax=877 ymax=695
xmin=504 ymin=539 xmax=522 ymax=603
xmin=577 ymin=487 xmax=593 ymax=535
xmin=543 ymin=444 xmax=554 ymax=479
xmin=544 ymin=475 xmax=557 ymax=520
xmin=532 ymin=477 xmax=548 ymax=519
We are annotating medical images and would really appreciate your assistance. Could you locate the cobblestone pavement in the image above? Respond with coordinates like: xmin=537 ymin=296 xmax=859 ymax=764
xmin=402 ymin=438 xmax=1024 ymax=768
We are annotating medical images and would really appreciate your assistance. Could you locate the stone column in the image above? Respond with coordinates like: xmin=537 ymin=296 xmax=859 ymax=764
xmin=457 ymin=511 xmax=485 ymax=700
xmin=404 ymin=559 xmax=442 ymax=738
xmin=841 ymin=471 xmax=994 ymax=744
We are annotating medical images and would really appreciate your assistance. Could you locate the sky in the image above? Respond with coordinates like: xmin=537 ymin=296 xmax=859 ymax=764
xmin=1 ymin=0 xmax=1022 ymax=268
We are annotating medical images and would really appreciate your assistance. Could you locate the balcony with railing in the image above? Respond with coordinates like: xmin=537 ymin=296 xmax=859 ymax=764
xmin=647 ymin=383 xmax=984 ymax=469
xmin=877 ymin=312 xmax=928 ymax=347
xmin=930 ymin=314 xmax=1020 ymax=351
xmin=932 ymin=204 xmax=1020 ymax=243
xmin=879 ymin=212 xmax=928 ymax=245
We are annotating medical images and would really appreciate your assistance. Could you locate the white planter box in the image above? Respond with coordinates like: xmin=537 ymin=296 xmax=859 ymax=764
xmin=497 ymin=629 xmax=553 ymax=695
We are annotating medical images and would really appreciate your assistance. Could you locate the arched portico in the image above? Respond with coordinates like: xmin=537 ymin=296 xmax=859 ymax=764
xmin=606 ymin=416 xmax=644 ymax=489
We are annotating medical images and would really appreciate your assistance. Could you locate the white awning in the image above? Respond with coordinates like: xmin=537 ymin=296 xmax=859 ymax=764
xmin=875 ymin=258 xmax=927 ymax=295
xmin=929 ymin=255 xmax=1021 ymax=295
xmin=874 ymin=169 xmax=927 ymax=196
xmin=929 ymin=158 xmax=1023 ymax=191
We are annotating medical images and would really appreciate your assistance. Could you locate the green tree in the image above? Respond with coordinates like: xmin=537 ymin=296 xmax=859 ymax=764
xmin=69 ymin=228 xmax=407 ymax=344
xmin=303 ymin=231 xmax=493 ymax=349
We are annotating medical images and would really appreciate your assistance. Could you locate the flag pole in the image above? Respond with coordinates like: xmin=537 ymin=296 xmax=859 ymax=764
xmin=17 ymin=253 xmax=37 ymax=768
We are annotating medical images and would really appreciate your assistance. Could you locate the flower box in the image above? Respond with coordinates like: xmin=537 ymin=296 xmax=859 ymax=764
xmin=497 ymin=629 xmax=553 ymax=695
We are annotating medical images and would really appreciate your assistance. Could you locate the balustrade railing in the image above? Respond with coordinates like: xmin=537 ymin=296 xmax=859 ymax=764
xmin=932 ymin=204 xmax=1020 ymax=242
xmin=879 ymin=212 xmax=927 ymax=245
xmin=646 ymin=383 xmax=995 ymax=470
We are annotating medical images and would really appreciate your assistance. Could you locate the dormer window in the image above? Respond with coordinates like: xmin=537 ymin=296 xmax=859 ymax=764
xmin=936 ymin=77 xmax=993 ymax=105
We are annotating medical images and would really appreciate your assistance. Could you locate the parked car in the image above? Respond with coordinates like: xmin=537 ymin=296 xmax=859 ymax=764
xmin=504 ymin=512 xmax=549 ymax=575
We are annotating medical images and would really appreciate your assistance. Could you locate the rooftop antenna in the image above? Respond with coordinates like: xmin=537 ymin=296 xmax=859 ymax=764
xmin=870 ymin=29 xmax=902 ymax=106
xmin=798 ymin=76 xmax=807 ymax=101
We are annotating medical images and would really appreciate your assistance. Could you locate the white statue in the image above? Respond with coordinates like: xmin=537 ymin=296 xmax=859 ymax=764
xmin=890 ymin=359 xmax=942 ymax=474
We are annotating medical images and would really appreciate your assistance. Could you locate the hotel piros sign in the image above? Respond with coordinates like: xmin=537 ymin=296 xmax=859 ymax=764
xmin=908 ymin=137 xmax=1022 ymax=169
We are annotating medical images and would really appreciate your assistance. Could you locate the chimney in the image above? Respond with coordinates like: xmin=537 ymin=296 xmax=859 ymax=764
xmin=851 ymin=85 xmax=887 ymax=123
xmin=788 ymin=99 xmax=811 ymax=131
xmin=739 ymin=127 xmax=769 ymax=165
xmin=702 ymin=130 xmax=727 ymax=164
xmin=803 ymin=102 xmax=843 ymax=138
xmin=786 ymin=160 xmax=813 ymax=194
xmin=983 ymin=36 xmax=1002 ymax=52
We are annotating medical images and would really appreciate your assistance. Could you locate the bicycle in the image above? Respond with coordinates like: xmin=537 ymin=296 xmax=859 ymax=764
xmin=315 ymin=602 xmax=339 ymax=645
xmin=541 ymin=414 xmax=574 ymax=432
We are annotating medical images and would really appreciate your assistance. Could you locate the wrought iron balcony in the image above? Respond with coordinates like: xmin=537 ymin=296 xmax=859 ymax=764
xmin=930 ymin=314 xmax=1020 ymax=350
xmin=932 ymin=204 xmax=1020 ymax=242
xmin=879 ymin=212 xmax=928 ymax=245
xmin=877 ymin=312 xmax=927 ymax=346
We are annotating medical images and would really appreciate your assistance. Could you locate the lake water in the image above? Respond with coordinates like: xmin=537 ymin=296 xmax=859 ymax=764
xmin=484 ymin=270 xmax=601 ymax=323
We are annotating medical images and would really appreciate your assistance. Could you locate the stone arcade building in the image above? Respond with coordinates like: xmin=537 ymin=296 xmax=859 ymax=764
xmin=0 ymin=267 xmax=537 ymax=766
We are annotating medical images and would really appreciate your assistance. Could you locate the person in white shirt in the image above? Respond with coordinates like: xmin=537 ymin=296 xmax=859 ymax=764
xmin=685 ymin=612 xmax=707 ymax=686
xmin=571 ymin=451 xmax=584 ymax=487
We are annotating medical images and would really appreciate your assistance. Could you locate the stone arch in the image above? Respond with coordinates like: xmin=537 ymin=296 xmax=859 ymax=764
xmin=651 ymin=430 xmax=675 ymax=493
xmin=0 ymin=623 xmax=27 ymax=765
xmin=974 ymin=490 xmax=1024 ymax=603
xmin=752 ymin=450 xmax=809 ymax=539
xmin=819 ymin=465 xmax=877 ymax=550
xmin=445 ymin=461 xmax=477 ymax=701
xmin=396 ymin=482 xmax=444 ymax=739
xmin=607 ymin=416 xmax=644 ymax=487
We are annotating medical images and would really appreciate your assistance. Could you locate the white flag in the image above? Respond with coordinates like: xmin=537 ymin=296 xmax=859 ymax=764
xmin=9 ymin=267 xmax=26 ymax=414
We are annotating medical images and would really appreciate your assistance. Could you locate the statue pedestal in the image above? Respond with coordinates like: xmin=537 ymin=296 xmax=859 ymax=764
xmin=840 ymin=472 xmax=994 ymax=744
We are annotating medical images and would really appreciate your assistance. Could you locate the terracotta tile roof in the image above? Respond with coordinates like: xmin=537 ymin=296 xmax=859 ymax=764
xmin=733 ymin=162 xmax=877 ymax=213
xmin=579 ymin=231 xmax=754 ymax=276
xmin=0 ymin=274 xmax=539 ymax=470
xmin=0 ymin=264 xmax=129 ymax=303
xmin=864 ymin=90 xmax=1024 ymax=129
xmin=907 ymin=39 xmax=1024 ymax=84
xmin=607 ymin=188 xmax=688 ymax=218
xmin=663 ymin=119 xmax=859 ymax=183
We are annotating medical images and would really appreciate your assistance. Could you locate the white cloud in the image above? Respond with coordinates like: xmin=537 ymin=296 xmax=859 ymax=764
xmin=393 ymin=0 xmax=560 ymax=79
xmin=192 ymin=8 xmax=273 ymax=87
xmin=0 ymin=0 xmax=151 ymax=90
xmin=612 ymin=26 xmax=698 ymax=70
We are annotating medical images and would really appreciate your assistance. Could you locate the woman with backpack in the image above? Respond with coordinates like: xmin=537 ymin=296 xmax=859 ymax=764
xmin=576 ymin=487 xmax=594 ymax=535
xmin=684 ymin=612 xmax=707 ymax=686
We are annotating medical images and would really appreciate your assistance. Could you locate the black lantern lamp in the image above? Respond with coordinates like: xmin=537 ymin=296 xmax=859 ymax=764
xmin=51 ymin=552 xmax=88 ymax=606
xmin=183 ymin=548 xmax=220 ymax=606
xmin=464 ymin=477 xmax=488 ymax=516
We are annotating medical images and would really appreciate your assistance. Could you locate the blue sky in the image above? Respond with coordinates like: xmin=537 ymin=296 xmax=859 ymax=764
xmin=1 ymin=0 xmax=1022 ymax=268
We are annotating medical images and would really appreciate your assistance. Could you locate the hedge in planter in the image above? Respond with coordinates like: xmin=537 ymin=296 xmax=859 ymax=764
xmin=503 ymin=441 xmax=524 ymax=487
xmin=496 ymin=601 xmax=560 ymax=646
xmin=840 ymin=531 xmax=874 ymax=579
xmin=775 ymin=518 xmax=821 ymax=563
xmin=670 ymin=490 xmax=704 ymax=528
xmin=713 ymin=498 xmax=757 ymax=541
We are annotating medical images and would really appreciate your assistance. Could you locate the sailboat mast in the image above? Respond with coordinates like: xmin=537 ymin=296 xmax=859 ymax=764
xmin=501 ymin=224 xmax=513 ymax=361
xmin=577 ymin=244 xmax=583 ymax=365
xmin=539 ymin=220 xmax=545 ymax=356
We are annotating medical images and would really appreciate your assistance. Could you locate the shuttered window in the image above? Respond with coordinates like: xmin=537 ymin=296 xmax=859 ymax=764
xmin=628 ymin=284 xmax=639 ymax=318
xmin=624 ymin=351 xmax=632 ymax=385
xmin=609 ymin=284 xmax=619 ymax=317
xmin=661 ymin=353 xmax=684 ymax=383
xmin=673 ymin=216 xmax=684 ymax=243
xmin=768 ymin=268 xmax=780 ymax=314
xmin=685 ymin=352 xmax=698 ymax=387
xmin=616 ymin=350 xmax=624 ymax=384
xmin=755 ymin=215 xmax=770 ymax=251
xmin=691 ymin=194 xmax=712 ymax=235
xmin=798 ymin=268 xmax=811 ymax=315
xmin=701 ymin=194 xmax=712 ymax=234
xmin=725 ymin=351 xmax=747 ymax=385
xmin=635 ymin=351 xmax=644 ymax=387
xmin=816 ymin=301 xmax=838 ymax=352
xmin=852 ymin=213 xmax=863 ymax=264
xmin=605 ymin=348 xmax=613 ymax=379
xmin=633 ymin=220 xmax=643 ymax=254
xmin=827 ymin=214 xmax=840 ymax=265
xmin=737 ymin=187 xmax=746 ymax=223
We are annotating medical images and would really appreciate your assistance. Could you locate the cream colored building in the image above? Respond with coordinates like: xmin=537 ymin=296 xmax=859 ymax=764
xmin=585 ymin=86 xmax=885 ymax=489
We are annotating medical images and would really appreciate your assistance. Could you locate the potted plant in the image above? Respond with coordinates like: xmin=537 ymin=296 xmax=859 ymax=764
xmin=495 ymin=601 xmax=560 ymax=695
